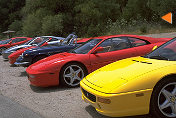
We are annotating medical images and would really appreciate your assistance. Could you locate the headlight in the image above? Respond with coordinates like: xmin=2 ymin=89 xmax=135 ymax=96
xmin=22 ymin=53 xmax=28 ymax=56
xmin=97 ymin=97 xmax=111 ymax=104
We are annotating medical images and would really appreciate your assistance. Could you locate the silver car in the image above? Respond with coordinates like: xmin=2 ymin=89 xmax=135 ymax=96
xmin=2 ymin=36 xmax=64 ymax=60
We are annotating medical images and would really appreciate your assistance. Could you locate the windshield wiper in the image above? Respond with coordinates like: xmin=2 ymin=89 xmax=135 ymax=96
xmin=148 ymin=55 xmax=169 ymax=61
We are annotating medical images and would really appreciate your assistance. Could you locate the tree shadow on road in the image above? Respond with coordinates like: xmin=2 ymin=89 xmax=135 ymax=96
xmin=85 ymin=105 xmax=151 ymax=118
xmin=10 ymin=64 xmax=17 ymax=67
xmin=85 ymin=105 xmax=110 ymax=118
xmin=30 ymin=84 xmax=78 ymax=93
xmin=19 ymin=71 xmax=28 ymax=77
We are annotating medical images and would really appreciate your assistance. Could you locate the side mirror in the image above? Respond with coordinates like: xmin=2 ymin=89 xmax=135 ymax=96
xmin=152 ymin=46 xmax=157 ymax=51
xmin=92 ymin=47 xmax=104 ymax=54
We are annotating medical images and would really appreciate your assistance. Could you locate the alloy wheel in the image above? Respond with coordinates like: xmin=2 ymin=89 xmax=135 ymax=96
xmin=158 ymin=82 xmax=176 ymax=117
xmin=63 ymin=64 xmax=84 ymax=87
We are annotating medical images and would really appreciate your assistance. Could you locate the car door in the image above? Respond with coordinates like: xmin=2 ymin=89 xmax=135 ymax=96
xmin=89 ymin=37 xmax=137 ymax=72
xmin=127 ymin=37 xmax=153 ymax=56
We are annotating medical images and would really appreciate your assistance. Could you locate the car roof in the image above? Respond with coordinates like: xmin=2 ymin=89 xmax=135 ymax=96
xmin=91 ymin=34 xmax=172 ymax=43
xmin=92 ymin=34 xmax=150 ymax=39
xmin=40 ymin=36 xmax=64 ymax=39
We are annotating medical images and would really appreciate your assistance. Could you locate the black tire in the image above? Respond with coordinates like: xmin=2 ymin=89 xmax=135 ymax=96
xmin=60 ymin=62 xmax=87 ymax=87
xmin=32 ymin=55 xmax=47 ymax=64
xmin=0 ymin=47 xmax=7 ymax=54
xmin=150 ymin=77 xmax=176 ymax=118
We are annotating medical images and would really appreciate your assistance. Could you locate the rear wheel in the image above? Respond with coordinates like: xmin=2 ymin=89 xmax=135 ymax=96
xmin=32 ymin=55 xmax=47 ymax=64
xmin=150 ymin=77 xmax=176 ymax=118
xmin=60 ymin=62 xmax=87 ymax=87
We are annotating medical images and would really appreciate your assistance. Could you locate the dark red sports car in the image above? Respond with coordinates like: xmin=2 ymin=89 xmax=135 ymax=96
xmin=0 ymin=37 xmax=32 ymax=54
xmin=26 ymin=34 xmax=171 ymax=87
xmin=8 ymin=36 xmax=63 ymax=65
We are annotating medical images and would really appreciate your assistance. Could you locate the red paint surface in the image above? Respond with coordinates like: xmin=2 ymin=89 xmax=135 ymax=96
xmin=0 ymin=37 xmax=32 ymax=49
xmin=26 ymin=34 xmax=171 ymax=87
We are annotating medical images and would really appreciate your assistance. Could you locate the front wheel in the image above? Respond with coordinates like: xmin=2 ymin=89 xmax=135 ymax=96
xmin=60 ymin=63 xmax=87 ymax=87
xmin=150 ymin=77 xmax=176 ymax=118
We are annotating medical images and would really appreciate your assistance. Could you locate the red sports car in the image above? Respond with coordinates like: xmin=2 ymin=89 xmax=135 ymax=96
xmin=26 ymin=34 xmax=171 ymax=87
xmin=8 ymin=36 xmax=63 ymax=65
xmin=0 ymin=37 xmax=32 ymax=54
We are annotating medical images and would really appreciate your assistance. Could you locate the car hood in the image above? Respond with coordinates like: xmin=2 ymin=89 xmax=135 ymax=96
xmin=25 ymin=45 xmax=74 ymax=54
xmin=28 ymin=52 xmax=77 ymax=71
xmin=5 ymin=45 xmax=31 ymax=52
xmin=84 ymin=56 xmax=175 ymax=93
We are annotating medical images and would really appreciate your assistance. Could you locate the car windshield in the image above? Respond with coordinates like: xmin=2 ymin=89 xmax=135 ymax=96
xmin=144 ymin=38 xmax=176 ymax=61
xmin=60 ymin=34 xmax=77 ymax=46
xmin=70 ymin=39 xmax=102 ymax=54
xmin=37 ymin=37 xmax=51 ymax=46
xmin=0 ymin=39 xmax=11 ymax=44
xmin=24 ymin=38 xmax=35 ymax=45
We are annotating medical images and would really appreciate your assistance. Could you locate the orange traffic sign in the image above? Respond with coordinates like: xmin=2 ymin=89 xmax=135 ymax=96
xmin=162 ymin=12 xmax=172 ymax=24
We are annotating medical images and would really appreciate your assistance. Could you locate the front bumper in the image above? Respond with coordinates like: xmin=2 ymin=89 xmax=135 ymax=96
xmin=26 ymin=71 xmax=59 ymax=87
xmin=15 ymin=55 xmax=32 ymax=67
xmin=80 ymin=81 xmax=152 ymax=117
xmin=9 ymin=56 xmax=18 ymax=64
xmin=14 ymin=62 xmax=30 ymax=67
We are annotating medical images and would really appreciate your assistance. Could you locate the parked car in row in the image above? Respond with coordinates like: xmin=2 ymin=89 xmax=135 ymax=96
xmin=80 ymin=37 xmax=176 ymax=118
xmin=0 ymin=37 xmax=32 ymax=54
xmin=2 ymin=36 xmax=64 ymax=60
xmin=8 ymin=36 xmax=65 ymax=65
xmin=26 ymin=34 xmax=171 ymax=87
xmin=14 ymin=35 xmax=89 ymax=67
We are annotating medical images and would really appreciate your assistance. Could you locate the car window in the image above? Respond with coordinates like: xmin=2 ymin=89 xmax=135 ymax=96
xmin=97 ymin=39 xmax=112 ymax=53
xmin=128 ymin=37 xmax=147 ymax=47
xmin=0 ymin=39 xmax=12 ymax=44
xmin=72 ymin=39 xmax=102 ymax=54
xmin=19 ymin=38 xmax=26 ymax=41
xmin=12 ymin=38 xmax=26 ymax=43
xmin=48 ymin=38 xmax=58 ymax=42
xmin=31 ymin=37 xmax=44 ymax=45
xmin=145 ymin=38 xmax=176 ymax=61
xmin=111 ymin=37 xmax=131 ymax=51
xmin=96 ymin=37 xmax=130 ymax=53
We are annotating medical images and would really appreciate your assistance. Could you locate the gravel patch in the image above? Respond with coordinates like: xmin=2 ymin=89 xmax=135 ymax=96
xmin=0 ymin=32 xmax=175 ymax=118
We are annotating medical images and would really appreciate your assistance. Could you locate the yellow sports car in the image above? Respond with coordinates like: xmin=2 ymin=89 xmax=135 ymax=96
xmin=80 ymin=38 xmax=176 ymax=118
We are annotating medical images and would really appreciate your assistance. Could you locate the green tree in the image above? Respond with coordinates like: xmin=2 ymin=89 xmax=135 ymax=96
xmin=22 ymin=8 xmax=53 ymax=37
xmin=148 ymin=0 xmax=176 ymax=16
xmin=42 ymin=14 xmax=64 ymax=36
xmin=9 ymin=20 xmax=22 ymax=32
xmin=122 ymin=0 xmax=153 ymax=21
xmin=0 ymin=0 xmax=25 ymax=33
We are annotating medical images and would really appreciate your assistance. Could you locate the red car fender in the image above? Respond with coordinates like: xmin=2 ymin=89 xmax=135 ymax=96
xmin=0 ymin=37 xmax=32 ymax=49
xmin=8 ymin=46 xmax=37 ymax=64
xmin=0 ymin=44 xmax=10 ymax=48
xmin=26 ymin=34 xmax=173 ymax=87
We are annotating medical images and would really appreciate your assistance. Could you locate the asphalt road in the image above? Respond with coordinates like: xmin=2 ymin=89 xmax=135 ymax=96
xmin=0 ymin=32 xmax=176 ymax=118
xmin=0 ymin=94 xmax=42 ymax=118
